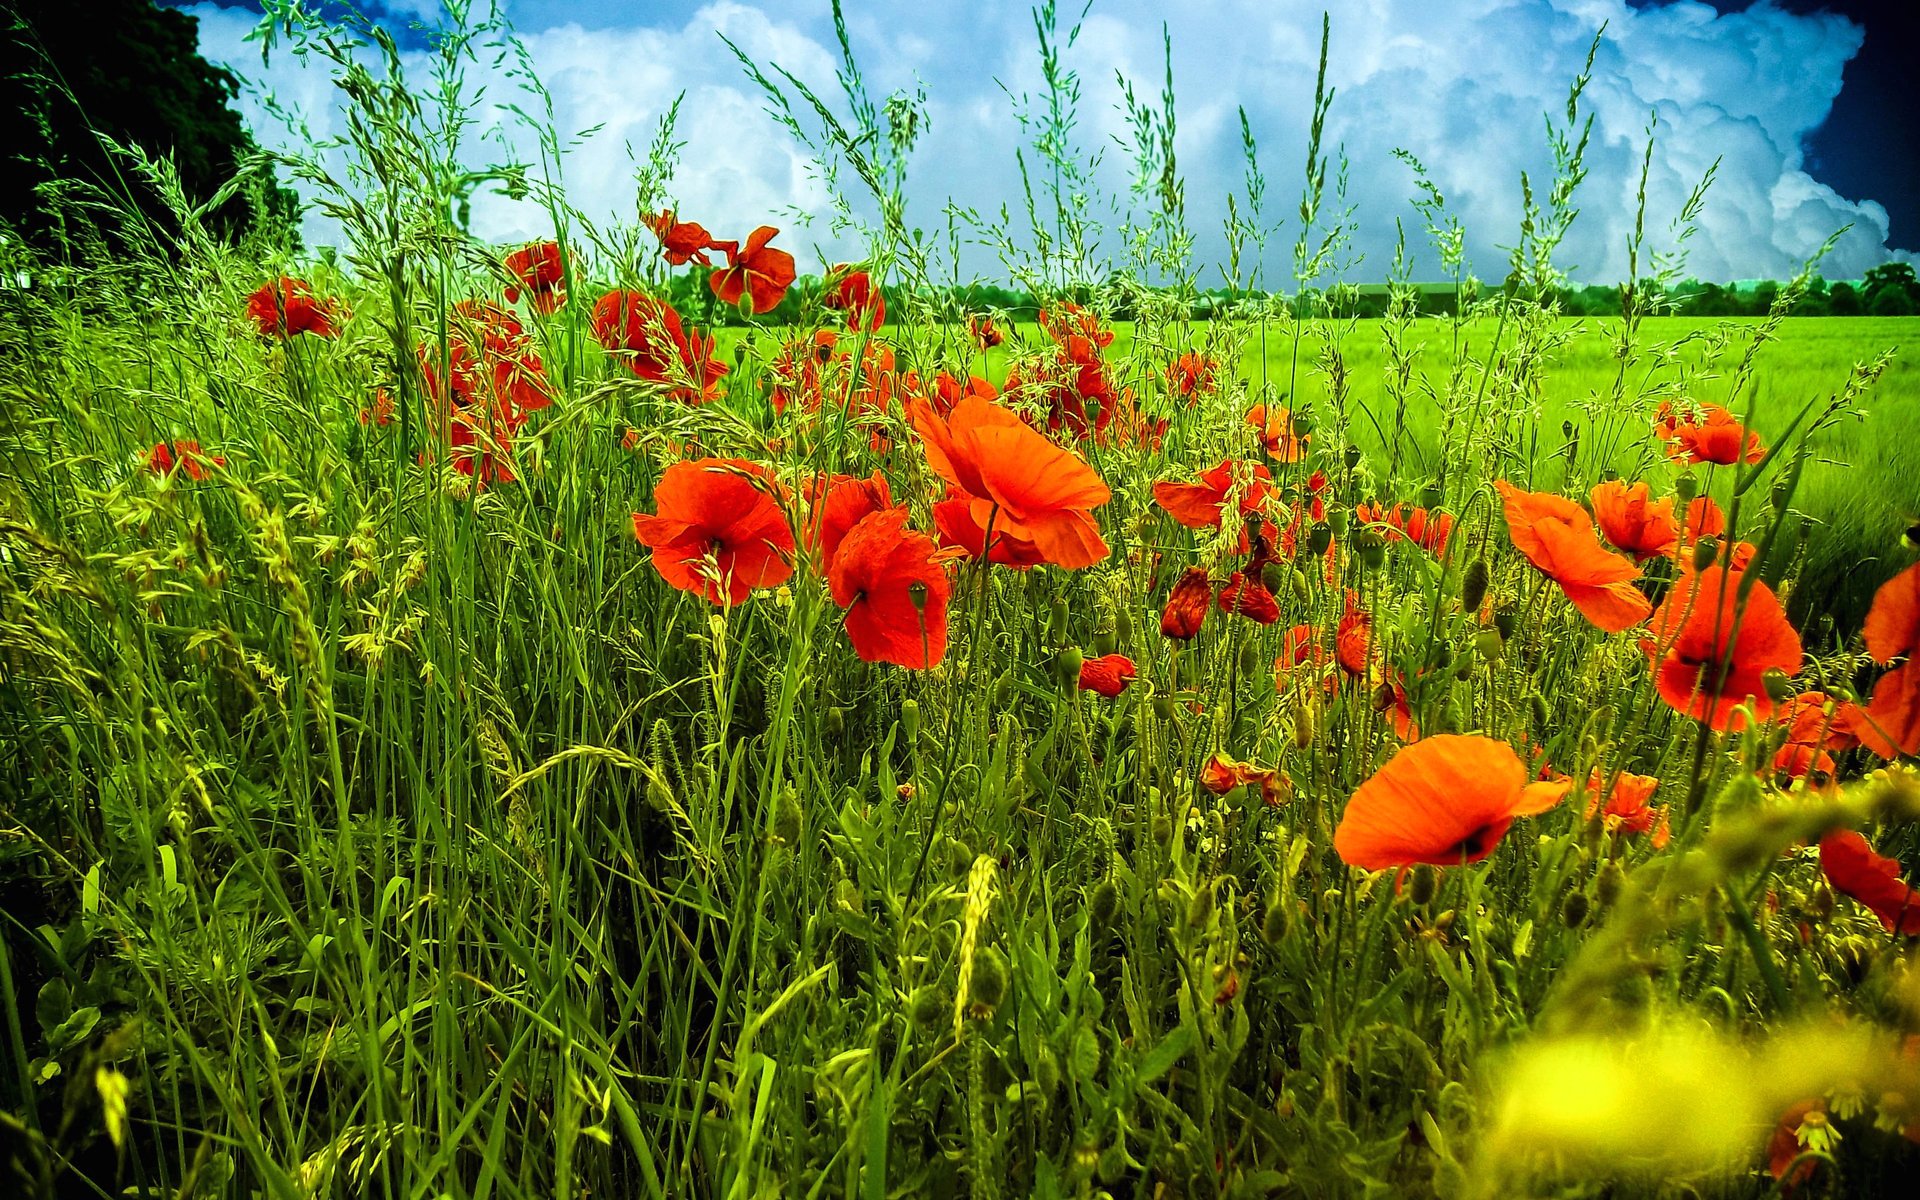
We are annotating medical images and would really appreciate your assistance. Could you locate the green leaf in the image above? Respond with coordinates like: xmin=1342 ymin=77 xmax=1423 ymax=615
xmin=1135 ymin=1024 xmax=1192 ymax=1085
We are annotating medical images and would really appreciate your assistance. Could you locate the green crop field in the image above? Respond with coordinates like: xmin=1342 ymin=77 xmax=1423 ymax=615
xmin=6 ymin=4 xmax=1920 ymax=1200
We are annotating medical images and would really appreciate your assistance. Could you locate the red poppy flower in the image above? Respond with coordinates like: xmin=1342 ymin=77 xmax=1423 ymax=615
xmin=1819 ymin=831 xmax=1920 ymax=933
xmin=644 ymin=210 xmax=719 ymax=266
xmin=1218 ymin=573 xmax=1280 ymax=625
xmin=1641 ymin=566 xmax=1802 ymax=729
xmin=1246 ymin=404 xmax=1307 ymax=462
xmin=1153 ymin=459 xmax=1274 ymax=530
xmin=1355 ymin=501 xmax=1453 ymax=557
xmin=1167 ymin=353 xmax=1217 ymax=400
xmin=1584 ymin=770 xmax=1668 ymax=845
xmin=709 ymin=226 xmax=796 ymax=315
xmin=1858 ymin=561 xmax=1920 ymax=758
xmin=1161 ymin=566 xmax=1212 ymax=640
xmin=825 ymin=267 xmax=885 ymax=331
xmin=1590 ymin=480 xmax=1678 ymax=562
xmin=1333 ymin=735 xmax=1568 ymax=869
xmin=145 ymin=440 xmax=225 ymax=480
xmin=631 ymin=458 xmax=795 ymax=606
xmin=503 ymin=241 xmax=567 ymax=312
xmin=1680 ymin=495 xmax=1726 ymax=545
xmin=1336 ymin=597 xmax=1374 ymax=678
xmin=1496 ymin=481 xmax=1652 ymax=633
xmin=1200 ymin=753 xmax=1291 ymax=806
xmin=1657 ymin=401 xmax=1766 ymax=466
xmin=1766 ymin=1098 xmax=1827 ymax=1191
xmin=1078 ymin=653 xmax=1138 ymax=697
xmin=968 ymin=314 xmax=1003 ymax=349
xmin=1773 ymin=691 xmax=1864 ymax=752
xmin=807 ymin=471 xmax=893 ymax=567
xmin=931 ymin=495 xmax=1049 ymax=568
xmin=591 ymin=291 xmax=727 ymax=403
xmin=828 ymin=506 xmax=950 ymax=669
xmin=924 ymin=372 xmax=998 ymax=418
xmin=246 ymin=277 xmax=338 ymax=338
xmin=360 ymin=389 xmax=394 ymax=428
xmin=909 ymin=394 xmax=1111 ymax=569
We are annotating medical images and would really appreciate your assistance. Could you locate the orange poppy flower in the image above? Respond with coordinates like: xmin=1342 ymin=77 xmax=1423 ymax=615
xmin=1657 ymin=401 xmax=1766 ymax=466
xmin=824 ymin=266 xmax=885 ymax=331
xmin=503 ymin=241 xmax=567 ymax=313
xmin=1859 ymin=561 xmax=1920 ymax=758
xmin=1495 ymin=481 xmax=1652 ymax=633
xmin=923 ymin=372 xmax=998 ymax=418
xmin=806 ymin=471 xmax=892 ymax=567
xmin=1078 ymin=653 xmax=1138 ymax=697
xmin=1153 ymin=459 xmax=1274 ymax=530
xmin=632 ymin=458 xmax=794 ymax=606
xmin=644 ymin=209 xmax=718 ymax=266
xmin=1772 ymin=691 xmax=1864 ymax=752
xmin=828 ymin=507 xmax=950 ymax=669
xmin=145 ymin=440 xmax=225 ymax=480
xmin=1218 ymin=573 xmax=1280 ymax=625
xmin=1160 ymin=566 xmax=1212 ymax=640
xmin=1246 ymin=404 xmax=1307 ymax=462
xmin=1681 ymin=495 xmax=1726 ymax=542
xmin=1641 ymin=566 xmax=1802 ymax=729
xmin=1355 ymin=501 xmax=1453 ymax=557
xmin=1590 ymin=480 xmax=1678 ymax=561
xmin=1333 ymin=735 xmax=1568 ymax=869
xmin=1819 ymin=831 xmax=1920 ymax=933
xmin=1335 ymin=596 xmax=1373 ymax=678
xmin=246 ymin=276 xmax=339 ymax=339
xmin=1199 ymin=753 xmax=1291 ymax=806
xmin=909 ymin=394 xmax=1110 ymax=569
xmin=710 ymin=226 xmax=796 ymax=314
xmin=591 ymin=291 xmax=727 ymax=403
xmin=1584 ymin=770 xmax=1668 ymax=846
xmin=930 ymin=494 xmax=1048 ymax=568
xmin=1167 ymin=353 xmax=1218 ymax=400
xmin=967 ymin=313 xmax=1003 ymax=349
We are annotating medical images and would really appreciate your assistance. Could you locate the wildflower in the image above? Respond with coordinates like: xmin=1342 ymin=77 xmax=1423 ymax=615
xmin=1246 ymin=404 xmax=1307 ymax=462
xmin=1160 ymin=566 xmax=1212 ymax=640
xmin=924 ymin=372 xmax=998 ymax=418
xmin=1335 ymin=597 xmax=1373 ymax=678
xmin=1858 ymin=561 xmax=1920 ymax=758
xmin=145 ymin=440 xmax=224 ymax=480
xmin=828 ymin=507 xmax=950 ymax=669
xmin=1200 ymin=753 xmax=1291 ymax=806
xmin=1584 ymin=770 xmax=1669 ymax=846
xmin=807 ymin=471 xmax=892 ymax=568
xmin=1766 ymin=1098 xmax=1829 ymax=1191
xmin=643 ymin=209 xmax=718 ymax=266
xmin=1818 ymin=831 xmax=1920 ymax=934
xmin=1218 ymin=573 xmax=1280 ymax=625
xmin=1355 ymin=501 xmax=1453 ymax=557
xmin=709 ymin=226 xmax=797 ymax=314
xmin=1681 ymin=494 xmax=1726 ymax=542
xmin=909 ymin=394 xmax=1110 ymax=569
xmin=931 ymin=494 xmax=1050 ymax=568
xmin=503 ymin=241 xmax=567 ymax=312
xmin=1153 ymin=459 xmax=1274 ymax=530
xmin=1657 ymin=401 xmax=1766 ymax=466
xmin=359 ymin=389 xmax=393 ymax=428
xmin=1167 ymin=352 xmax=1217 ymax=400
xmin=1641 ymin=566 xmax=1802 ymax=729
xmin=1495 ymin=481 xmax=1652 ymax=633
xmin=824 ymin=267 xmax=885 ymax=331
xmin=968 ymin=313 xmax=1003 ymax=349
xmin=1589 ymin=479 xmax=1678 ymax=561
xmin=631 ymin=458 xmax=795 ymax=606
xmin=245 ymin=276 xmax=338 ymax=338
xmin=1078 ymin=653 xmax=1138 ymax=697
xmin=591 ymin=291 xmax=727 ymax=403
xmin=1332 ymin=735 xmax=1568 ymax=869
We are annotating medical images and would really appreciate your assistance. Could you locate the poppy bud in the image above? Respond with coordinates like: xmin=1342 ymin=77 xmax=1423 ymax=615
xmin=1410 ymin=864 xmax=1437 ymax=906
xmin=1810 ymin=882 xmax=1834 ymax=921
xmin=1293 ymin=697 xmax=1317 ymax=748
xmin=825 ymin=706 xmax=846 ymax=737
xmin=1261 ymin=561 xmax=1287 ymax=593
xmin=1260 ymin=895 xmax=1287 ymax=945
xmin=646 ymin=772 xmax=674 ymax=813
xmin=1161 ymin=566 xmax=1211 ymax=640
xmin=948 ymin=838 xmax=974 ymax=878
xmin=1674 ymin=473 xmax=1698 ymax=503
xmin=968 ymin=945 xmax=1007 ymax=1016
xmin=1431 ymin=642 xmax=1453 ymax=669
xmin=1089 ymin=878 xmax=1120 ymax=930
xmin=902 ymin=698 xmax=921 ymax=742
xmin=908 ymin=985 xmax=947 ymax=1026
xmin=1562 ymin=891 xmax=1589 ymax=928
xmin=1461 ymin=560 xmax=1490 ymax=612
xmin=1290 ymin=568 xmax=1310 ymax=605
xmin=1307 ymin=523 xmax=1333 ymax=556
xmin=1098 ymin=1142 xmax=1127 ymax=1185
xmin=774 ymin=785 xmax=802 ymax=845
xmin=1239 ymin=638 xmax=1261 ymax=676
xmin=736 ymin=288 xmax=759 ymax=321
xmin=992 ymin=670 xmax=1014 ymax=709
xmin=1494 ymin=606 xmax=1518 ymax=640
xmin=1530 ymin=694 xmax=1550 ymax=729
xmin=1327 ymin=509 xmax=1350 ymax=538
xmin=1152 ymin=813 xmax=1173 ymax=844
xmin=1049 ymin=596 xmax=1070 ymax=643
xmin=836 ymin=876 xmax=863 ymax=914
xmin=1056 ymin=646 xmax=1084 ymax=686
xmin=1344 ymin=444 xmax=1362 ymax=469
xmin=1094 ymin=624 xmax=1118 ymax=655
xmin=1115 ymin=604 xmax=1134 ymax=644
xmin=1186 ymin=884 xmax=1215 ymax=930
xmin=1691 ymin=536 xmax=1718 ymax=572
xmin=1761 ymin=667 xmax=1795 ymax=702
xmin=1595 ymin=861 xmax=1625 ymax=908
xmin=1474 ymin=629 xmax=1504 ymax=661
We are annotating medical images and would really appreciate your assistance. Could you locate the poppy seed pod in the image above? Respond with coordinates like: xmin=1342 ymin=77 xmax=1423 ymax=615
xmin=1344 ymin=445 xmax=1363 ymax=469
xmin=1494 ymin=606 xmax=1518 ymax=640
xmin=1419 ymin=482 xmax=1444 ymax=510
xmin=1328 ymin=509 xmax=1350 ymax=538
xmin=1307 ymin=523 xmax=1333 ymax=556
xmin=1153 ymin=693 xmax=1175 ymax=721
xmin=1291 ymin=412 xmax=1313 ymax=438
xmin=1674 ymin=473 xmax=1699 ymax=503
xmin=1461 ymin=560 xmax=1490 ymax=612
xmin=1094 ymin=624 xmax=1118 ymax=656
xmin=1761 ymin=667 xmax=1795 ymax=703
xmin=1692 ymin=536 xmax=1719 ymax=572
xmin=1361 ymin=541 xmax=1386 ymax=570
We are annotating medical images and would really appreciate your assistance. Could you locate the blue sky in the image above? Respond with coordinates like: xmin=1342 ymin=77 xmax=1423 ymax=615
xmin=168 ymin=0 xmax=1916 ymax=283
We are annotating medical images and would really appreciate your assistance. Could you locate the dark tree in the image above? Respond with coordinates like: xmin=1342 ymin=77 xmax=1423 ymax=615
xmin=1863 ymin=262 xmax=1920 ymax=315
xmin=0 ymin=0 xmax=297 ymax=256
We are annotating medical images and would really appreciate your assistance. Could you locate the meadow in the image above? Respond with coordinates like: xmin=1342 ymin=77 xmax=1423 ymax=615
xmin=4 ymin=5 xmax=1920 ymax=1200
